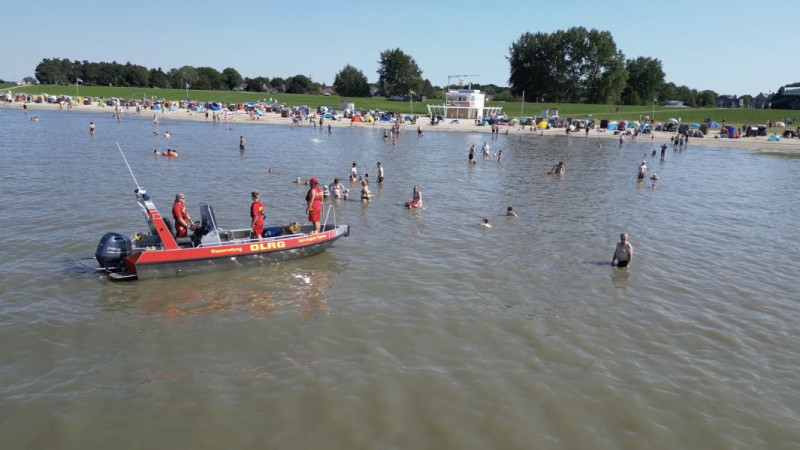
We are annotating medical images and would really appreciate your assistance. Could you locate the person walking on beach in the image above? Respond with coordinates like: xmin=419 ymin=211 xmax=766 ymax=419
xmin=250 ymin=191 xmax=265 ymax=239
xmin=611 ymin=233 xmax=633 ymax=268
xmin=239 ymin=136 xmax=246 ymax=151
xmin=89 ymin=122 xmax=95 ymax=136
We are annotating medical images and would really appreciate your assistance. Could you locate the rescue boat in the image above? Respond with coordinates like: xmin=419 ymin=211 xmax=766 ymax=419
xmin=95 ymin=188 xmax=349 ymax=281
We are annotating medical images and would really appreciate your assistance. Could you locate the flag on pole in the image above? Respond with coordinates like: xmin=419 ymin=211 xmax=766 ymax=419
xmin=185 ymin=82 xmax=191 ymax=89
xmin=76 ymin=78 xmax=83 ymax=84
xmin=653 ymin=98 xmax=658 ymax=105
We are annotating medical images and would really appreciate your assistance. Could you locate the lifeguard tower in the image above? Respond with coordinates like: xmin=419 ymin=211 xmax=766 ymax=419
xmin=427 ymin=89 xmax=503 ymax=120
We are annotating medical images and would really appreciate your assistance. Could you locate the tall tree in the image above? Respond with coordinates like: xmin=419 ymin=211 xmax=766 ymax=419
xmin=697 ymin=90 xmax=718 ymax=107
xmin=221 ymin=67 xmax=243 ymax=90
xmin=168 ymin=66 xmax=198 ymax=90
xmin=195 ymin=67 xmax=224 ymax=90
xmin=333 ymin=64 xmax=370 ymax=97
xmin=286 ymin=74 xmax=313 ymax=94
xmin=622 ymin=57 xmax=665 ymax=105
xmin=244 ymin=76 xmax=270 ymax=92
xmin=376 ymin=48 xmax=423 ymax=97
xmin=148 ymin=67 xmax=170 ymax=88
xmin=508 ymin=27 xmax=626 ymax=104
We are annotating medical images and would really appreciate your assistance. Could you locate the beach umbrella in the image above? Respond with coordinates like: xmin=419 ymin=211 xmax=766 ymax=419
xmin=776 ymin=121 xmax=786 ymax=127
xmin=509 ymin=118 xmax=520 ymax=125
xmin=691 ymin=123 xmax=701 ymax=128
xmin=626 ymin=122 xmax=636 ymax=128
xmin=633 ymin=121 xmax=641 ymax=127
xmin=537 ymin=121 xmax=548 ymax=129
xmin=352 ymin=115 xmax=363 ymax=122
xmin=668 ymin=118 xmax=678 ymax=124
xmin=652 ymin=120 xmax=662 ymax=124
xmin=607 ymin=123 xmax=618 ymax=131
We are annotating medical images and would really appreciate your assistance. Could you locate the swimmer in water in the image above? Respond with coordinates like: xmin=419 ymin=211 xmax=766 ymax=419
xmin=481 ymin=218 xmax=492 ymax=228
xmin=506 ymin=207 xmax=517 ymax=217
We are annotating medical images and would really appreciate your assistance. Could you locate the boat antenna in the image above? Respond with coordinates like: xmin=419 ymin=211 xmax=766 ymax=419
xmin=116 ymin=141 xmax=142 ymax=191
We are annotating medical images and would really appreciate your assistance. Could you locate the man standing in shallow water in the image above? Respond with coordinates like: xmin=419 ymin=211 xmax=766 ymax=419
xmin=612 ymin=233 xmax=633 ymax=268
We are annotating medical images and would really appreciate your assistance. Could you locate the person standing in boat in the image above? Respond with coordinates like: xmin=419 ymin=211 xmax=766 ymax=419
xmin=305 ymin=178 xmax=324 ymax=234
xmin=172 ymin=193 xmax=195 ymax=237
xmin=250 ymin=191 xmax=265 ymax=239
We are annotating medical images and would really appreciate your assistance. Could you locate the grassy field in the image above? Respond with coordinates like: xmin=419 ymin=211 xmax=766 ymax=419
xmin=9 ymin=84 xmax=798 ymax=128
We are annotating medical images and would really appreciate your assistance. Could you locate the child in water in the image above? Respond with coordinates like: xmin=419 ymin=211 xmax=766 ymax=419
xmin=481 ymin=218 xmax=492 ymax=228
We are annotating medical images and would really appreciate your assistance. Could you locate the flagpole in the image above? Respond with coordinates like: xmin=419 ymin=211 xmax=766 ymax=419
xmin=520 ymin=90 xmax=525 ymax=118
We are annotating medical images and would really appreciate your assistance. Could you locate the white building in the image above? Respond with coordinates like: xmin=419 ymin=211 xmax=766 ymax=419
xmin=427 ymin=89 xmax=503 ymax=120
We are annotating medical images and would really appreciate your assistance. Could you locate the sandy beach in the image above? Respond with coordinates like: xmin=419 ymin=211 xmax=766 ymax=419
xmin=6 ymin=100 xmax=800 ymax=152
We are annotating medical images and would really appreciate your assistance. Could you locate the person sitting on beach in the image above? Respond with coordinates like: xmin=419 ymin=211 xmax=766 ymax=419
xmin=546 ymin=161 xmax=565 ymax=175
xmin=506 ymin=206 xmax=517 ymax=217
xmin=360 ymin=178 xmax=370 ymax=203
xmin=405 ymin=186 xmax=423 ymax=209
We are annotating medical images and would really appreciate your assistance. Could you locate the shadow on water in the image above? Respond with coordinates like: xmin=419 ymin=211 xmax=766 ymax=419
xmin=95 ymin=258 xmax=348 ymax=323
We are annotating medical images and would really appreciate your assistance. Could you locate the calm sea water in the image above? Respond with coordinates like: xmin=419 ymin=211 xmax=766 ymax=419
xmin=1 ymin=107 xmax=799 ymax=449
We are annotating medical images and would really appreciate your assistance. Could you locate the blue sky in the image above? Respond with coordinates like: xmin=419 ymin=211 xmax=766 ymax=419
xmin=2 ymin=0 xmax=796 ymax=96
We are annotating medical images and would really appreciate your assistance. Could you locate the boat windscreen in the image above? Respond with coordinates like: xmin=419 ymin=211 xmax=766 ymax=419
xmin=199 ymin=203 xmax=219 ymax=231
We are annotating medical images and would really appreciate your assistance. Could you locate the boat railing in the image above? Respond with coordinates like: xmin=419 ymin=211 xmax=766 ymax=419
xmin=322 ymin=204 xmax=336 ymax=230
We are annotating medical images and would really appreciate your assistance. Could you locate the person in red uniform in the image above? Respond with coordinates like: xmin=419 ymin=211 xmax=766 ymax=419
xmin=250 ymin=191 xmax=265 ymax=238
xmin=172 ymin=193 xmax=195 ymax=237
xmin=305 ymin=177 xmax=324 ymax=234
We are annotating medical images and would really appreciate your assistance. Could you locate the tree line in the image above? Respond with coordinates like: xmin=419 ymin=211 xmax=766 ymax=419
xmin=507 ymin=26 xmax=739 ymax=108
xmin=31 ymin=28 xmax=774 ymax=108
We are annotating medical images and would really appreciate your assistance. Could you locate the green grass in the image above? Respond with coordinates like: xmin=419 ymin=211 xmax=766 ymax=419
xmin=0 ymin=82 xmax=16 ymax=89
xmin=13 ymin=84 xmax=798 ymax=129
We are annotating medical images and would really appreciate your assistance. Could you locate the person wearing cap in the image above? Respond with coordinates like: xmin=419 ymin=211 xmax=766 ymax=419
xmin=305 ymin=177 xmax=324 ymax=234
xmin=172 ymin=193 xmax=195 ymax=237
xmin=250 ymin=191 xmax=265 ymax=239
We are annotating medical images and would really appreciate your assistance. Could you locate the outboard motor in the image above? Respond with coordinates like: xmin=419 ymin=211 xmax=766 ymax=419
xmin=95 ymin=232 xmax=132 ymax=269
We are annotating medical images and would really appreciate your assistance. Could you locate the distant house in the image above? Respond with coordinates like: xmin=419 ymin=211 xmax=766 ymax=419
xmin=752 ymin=93 xmax=770 ymax=109
xmin=770 ymin=86 xmax=800 ymax=110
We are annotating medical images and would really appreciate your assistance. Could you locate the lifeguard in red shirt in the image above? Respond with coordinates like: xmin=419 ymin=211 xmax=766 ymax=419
xmin=250 ymin=191 xmax=265 ymax=238
xmin=305 ymin=177 xmax=324 ymax=234
xmin=172 ymin=193 xmax=195 ymax=237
